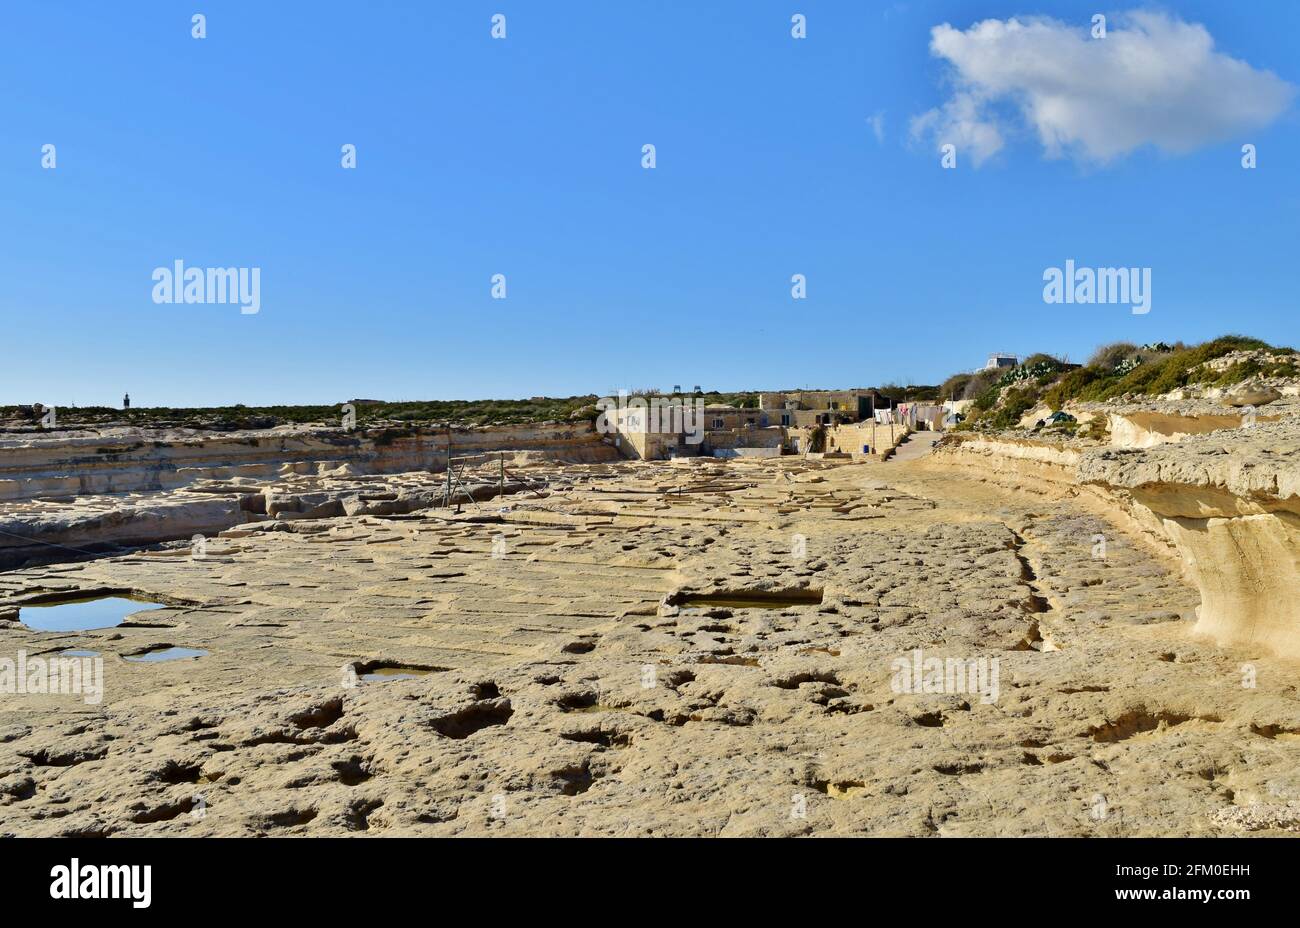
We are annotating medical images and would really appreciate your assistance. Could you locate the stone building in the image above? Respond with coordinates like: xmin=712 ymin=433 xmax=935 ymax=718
xmin=606 ymin=389 xmax=907 ymax=460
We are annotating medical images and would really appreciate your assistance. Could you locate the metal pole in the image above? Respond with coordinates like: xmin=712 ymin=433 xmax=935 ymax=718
xmin=445 ymin=425 xmax=452 ymax=507
xmin=499 ymin=452 xmax=505 ymax=503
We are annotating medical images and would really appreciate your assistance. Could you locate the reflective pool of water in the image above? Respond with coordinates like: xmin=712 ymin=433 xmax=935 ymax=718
xmin=18 ymin=596 xmax=166 ymax=632
xmin=124 ymin=646 xmax=208 ymax=663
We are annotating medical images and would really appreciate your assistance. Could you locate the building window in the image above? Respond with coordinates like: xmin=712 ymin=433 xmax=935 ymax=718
xmin=712 ymin=418 xmax=724 ymax=429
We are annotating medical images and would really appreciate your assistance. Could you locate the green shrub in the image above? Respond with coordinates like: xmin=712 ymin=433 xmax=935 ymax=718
xmin=961 ymin=370 xmax=1000 ymax=401
xmin=971 ymin=383 xmax=1001 ymax=412
xmin=1087 ymin=342 xmax=1139 ymax=370
xmin=983 ymin=387 xmax=1039 ymax=430
xmin=1042 ymin=367 xmax=1102 ymax=410
xmin=1076 ymin=335 xmax=1273 ymax=401
xmin=1080 ymin=416 xmax=1111 ymax=443
xmin=940 ymin=372 xmax=974 ymax=400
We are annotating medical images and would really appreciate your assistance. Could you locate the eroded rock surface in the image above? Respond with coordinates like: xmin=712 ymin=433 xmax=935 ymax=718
xmin=4 ymin=450 xmax=1296 ymax=836
xmin=1078 ymin=420 xmax=1300 ymax=658
xmin=0 ymin=423 xmax=617 ymax=569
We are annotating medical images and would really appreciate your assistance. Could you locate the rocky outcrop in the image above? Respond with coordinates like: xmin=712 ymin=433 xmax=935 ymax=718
xmin=0 ymin=423 xmax=617 ymax=570
xmin=935 ymin=419 xmax=1300 ymax=658
xmin=930 ymin=435 xmax=1082 ymax=489
xmin=1221 ymin=381 xmax=1282 ymax=407
xmin=1103 ymin=406 xmax=1287 ymax=449
xmin=0 ymin=497 xmax=246 ymax=568
xmin=1108 ymin=410 xmax=1261 ymax=448
xmin=1078 ymin=421 xmax=1300 ymax=657
xmin=0 ymin=422 xmax=616 ymax=503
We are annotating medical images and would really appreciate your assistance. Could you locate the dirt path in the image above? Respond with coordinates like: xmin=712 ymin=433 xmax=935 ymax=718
xmin=887 ymin=429 xmax=941 ymax=463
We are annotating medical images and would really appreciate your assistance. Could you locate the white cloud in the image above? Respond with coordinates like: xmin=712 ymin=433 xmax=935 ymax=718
xmin=910 ymin=92 xmax=1004 ymax=165
xmin=910 ymin=10 xmax=1295 ymax=165
xmin=867 ymin=111 xmax=886 ymax=145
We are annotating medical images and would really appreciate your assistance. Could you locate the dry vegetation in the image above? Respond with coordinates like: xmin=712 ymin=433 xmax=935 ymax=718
xmin=953 ymin=336 xmax=1296 ymax=433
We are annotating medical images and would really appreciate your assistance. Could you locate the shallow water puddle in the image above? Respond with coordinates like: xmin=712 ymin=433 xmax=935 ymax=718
xmin=18 ymin=596 xmax=166 ymax=632
xmin=124 ymin=646 xmax=208 ymax=662
xmin=60 ymin=649 xmax=102 ymax=658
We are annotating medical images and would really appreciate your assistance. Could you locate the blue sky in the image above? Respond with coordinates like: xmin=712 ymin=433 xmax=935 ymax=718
xmin=2 ymin=1 xmax=1297 ymax=407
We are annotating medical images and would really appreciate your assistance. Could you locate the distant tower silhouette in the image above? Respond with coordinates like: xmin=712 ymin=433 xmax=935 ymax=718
xmin=123 ymin=393 xmax=130 ymax=409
